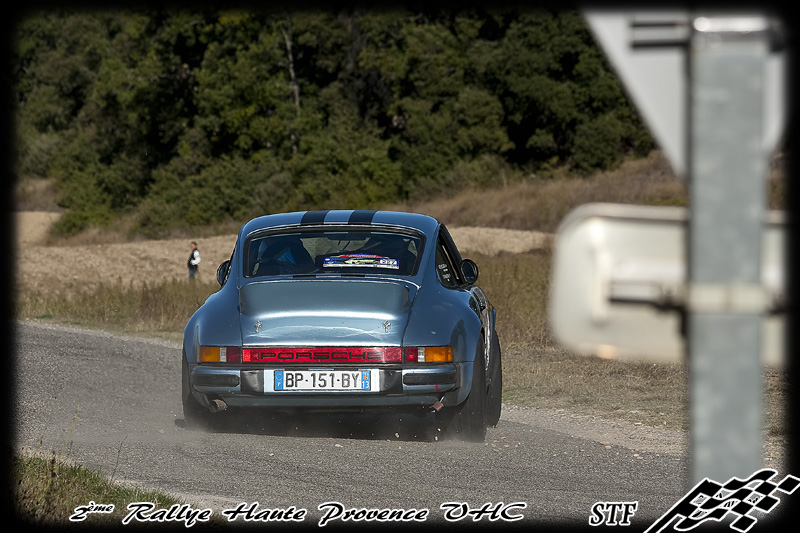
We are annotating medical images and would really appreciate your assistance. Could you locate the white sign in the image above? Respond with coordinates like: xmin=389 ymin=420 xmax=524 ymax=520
xmin=549 ymin=203 xmax=785 ymax=366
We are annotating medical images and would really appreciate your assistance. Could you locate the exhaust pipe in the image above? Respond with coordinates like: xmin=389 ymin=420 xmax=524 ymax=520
xmin=431 ymin=396 xmax=445 ymax=412
xmin=208 ymin=398 xmax=227 ymax=413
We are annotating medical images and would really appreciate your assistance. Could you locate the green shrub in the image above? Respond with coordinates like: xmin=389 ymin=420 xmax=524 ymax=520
xmin=16 ymin=129 xmax=64 ymax=178
xmin=570 ymin=113 xmax=625 ymax=174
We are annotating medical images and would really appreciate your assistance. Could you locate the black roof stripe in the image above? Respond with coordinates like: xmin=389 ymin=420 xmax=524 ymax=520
xmin=300 ymin=210 xmax=330 ymax=225
xmin=348 ymin=210 xmax=377 ymax=225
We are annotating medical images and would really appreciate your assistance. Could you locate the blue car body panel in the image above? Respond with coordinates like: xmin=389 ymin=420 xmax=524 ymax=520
xmin=237 ymin=279 xmax=414 ymax=346
xmin=183 ymin=210 xmax=497 ymax=414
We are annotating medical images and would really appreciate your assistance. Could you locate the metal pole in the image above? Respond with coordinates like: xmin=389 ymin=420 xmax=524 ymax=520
xmin=687 ymin=16 xmax=771 ymax=483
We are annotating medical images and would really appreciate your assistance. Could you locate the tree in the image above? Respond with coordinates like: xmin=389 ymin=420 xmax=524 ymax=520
xmin=13 ymin=7 xmax=653 ymax=238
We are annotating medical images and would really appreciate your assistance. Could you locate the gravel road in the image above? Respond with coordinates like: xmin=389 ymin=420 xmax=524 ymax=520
xmin=14 ymin=320 xmax=699 ymax=528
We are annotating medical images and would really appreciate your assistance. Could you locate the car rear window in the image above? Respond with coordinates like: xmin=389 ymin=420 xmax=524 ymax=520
xmin=244 ymin=230 xmax=423 ymax=277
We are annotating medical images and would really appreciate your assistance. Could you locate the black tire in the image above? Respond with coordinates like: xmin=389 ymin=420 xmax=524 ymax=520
xmin=182 ymin=355 xmax=214 ymax=430
xmin=486 ymin=334 xmax=503 ymax=427
xmin=436 ymin=339 xmax=487 ymax=442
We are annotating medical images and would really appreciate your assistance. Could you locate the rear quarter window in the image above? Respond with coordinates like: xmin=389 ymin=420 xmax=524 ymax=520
xmin=435 ymin=241 xmax=460 ymax=288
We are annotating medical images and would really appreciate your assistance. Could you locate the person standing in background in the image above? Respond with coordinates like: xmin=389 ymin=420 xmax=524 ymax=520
xmin=188 ymin=241 xmax=201 ymax=280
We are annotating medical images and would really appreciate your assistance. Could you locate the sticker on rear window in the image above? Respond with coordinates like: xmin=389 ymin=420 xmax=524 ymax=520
xmin=323 ymin=254 xmax=399 ymax=269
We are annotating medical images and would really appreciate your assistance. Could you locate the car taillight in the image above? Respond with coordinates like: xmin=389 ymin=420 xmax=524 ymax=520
xmin=198 ymin=346 xmax=242 ymax=363
xmin=404 ymin=346 xmax=453 ymax=363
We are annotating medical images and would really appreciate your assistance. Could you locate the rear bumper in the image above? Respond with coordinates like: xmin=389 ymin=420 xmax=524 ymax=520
xmin=189 ymin=363 xmax=461 ymax=410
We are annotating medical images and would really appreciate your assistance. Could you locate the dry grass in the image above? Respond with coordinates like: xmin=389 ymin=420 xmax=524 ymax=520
xmin=470 ymin=248 xmax=786 ymax=437
xmin=501 ymin=343 xmax=690 ymax=430
xmin=17 ymin=279 xmax=218 ymax=339
xmin=470 ymin=250 xmax=552 ymax=346
xmin=15 ymin=177 xmax=62 ymax=212
xmin=469 ymin=248 xmax=689 ymax=430
xmin=389 ymin=150 xmax=788 ymax=231
xmin=389 ymin=151 xmax=687 ymax=232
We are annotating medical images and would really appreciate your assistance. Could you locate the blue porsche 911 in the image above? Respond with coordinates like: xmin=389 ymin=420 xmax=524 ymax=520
xmin=182 ymin=210 xmax=502 ymax=441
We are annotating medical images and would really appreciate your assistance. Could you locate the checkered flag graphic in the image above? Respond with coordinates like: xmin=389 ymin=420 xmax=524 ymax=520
xmin=646 ymin=468 xmax=799 ymax=533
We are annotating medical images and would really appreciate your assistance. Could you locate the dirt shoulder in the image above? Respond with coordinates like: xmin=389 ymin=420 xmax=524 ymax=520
xmin=503 ymin=404 xmax=786 ymax=472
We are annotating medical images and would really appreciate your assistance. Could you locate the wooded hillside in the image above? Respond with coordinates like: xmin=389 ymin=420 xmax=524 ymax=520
xmin=13 ymin=8 xmax=652 ymax=237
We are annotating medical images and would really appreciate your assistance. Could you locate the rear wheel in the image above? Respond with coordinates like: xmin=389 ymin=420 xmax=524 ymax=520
xmin=486 ymin=334 xmax=503 ymax=427
xmin=182 ymin=355 xmax=214 ymax=430
xmin=436 ymin=339 xmax=487 ymax=442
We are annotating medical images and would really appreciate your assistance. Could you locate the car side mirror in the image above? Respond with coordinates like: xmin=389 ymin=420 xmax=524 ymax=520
xmin=216 ymin=260 xmax=231 ymax=286
xmin=460 ymin=259 xmax=479 ymax=284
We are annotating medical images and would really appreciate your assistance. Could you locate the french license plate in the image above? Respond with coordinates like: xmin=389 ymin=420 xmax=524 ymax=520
xmin=273 ymin=369 xmax=372 ymax=391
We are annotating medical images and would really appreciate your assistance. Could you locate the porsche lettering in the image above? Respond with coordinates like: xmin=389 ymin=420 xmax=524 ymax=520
xmin=242 ymin=348 xmax=388 ymax=363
